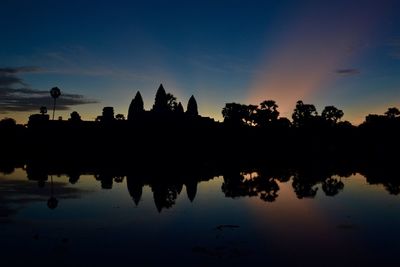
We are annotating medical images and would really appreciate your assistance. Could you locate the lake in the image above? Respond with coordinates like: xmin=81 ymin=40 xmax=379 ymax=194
xmin=1 ymin=166 xmax=399 ymax=266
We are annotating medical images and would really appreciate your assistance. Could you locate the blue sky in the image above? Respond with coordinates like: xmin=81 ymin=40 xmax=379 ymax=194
xmin=1 ymin=0 xmax=400 ymax=123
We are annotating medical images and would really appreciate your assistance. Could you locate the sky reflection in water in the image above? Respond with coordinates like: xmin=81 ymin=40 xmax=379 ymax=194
xmin=0 ymin=168 xmax=399 ymax=266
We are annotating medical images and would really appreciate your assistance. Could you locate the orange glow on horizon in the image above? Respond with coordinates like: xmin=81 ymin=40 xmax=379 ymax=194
xmin=247 ymin=5 xmax=387 ymax=121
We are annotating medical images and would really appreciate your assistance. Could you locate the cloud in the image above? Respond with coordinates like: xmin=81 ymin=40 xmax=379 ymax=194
xmin=0 ymin=66 xmax=42 ymax=74
xmin=0 ymin=66 xmax=42 ymax=87
xmin=0 ymin=75 xmax=24 ymax=87
xmin=335 ymin=69 xmax=360 ymax=76
xmin=0 ymin=87 xmax=98 ymax=113
xmin=0 ymin=66 xmax=97 ymax=113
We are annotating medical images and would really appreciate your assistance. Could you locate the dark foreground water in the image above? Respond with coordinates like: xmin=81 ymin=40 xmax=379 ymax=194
xmin=1 ymin=168 xmax=399 ymax=267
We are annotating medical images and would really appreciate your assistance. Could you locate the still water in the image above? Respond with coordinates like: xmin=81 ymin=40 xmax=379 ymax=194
xmin=1 ymin=167 xmax=399 ymax=266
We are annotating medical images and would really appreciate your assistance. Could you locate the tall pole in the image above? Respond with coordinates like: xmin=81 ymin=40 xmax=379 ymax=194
xmin=47 ymin=175 xmax=58 ymax=210
xmin=52 ymin=98 xmax=56 ymax=120
xmin=50 ymin=87 xmax=61 ymax=121
xmin=50 ymin=175 xmax=54 ymax=196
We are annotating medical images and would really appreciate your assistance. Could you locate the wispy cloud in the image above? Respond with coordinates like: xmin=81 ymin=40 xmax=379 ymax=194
xmin=335 ymin=69 xmax=360 ymax=76
xmin=0 ymin=66 xmax=42 ymax=74
xmin=0 ymin=75 xmax=25 ymax=87
xmin=0 ymin=66 xmax=97 ymax=113
xmin=0 ymin=88 xmax=98 ymax=113
xmin=10 ymin=46 xmax=156 ymax=82
xmin=0 ymin=66 xmax=42 ymax=87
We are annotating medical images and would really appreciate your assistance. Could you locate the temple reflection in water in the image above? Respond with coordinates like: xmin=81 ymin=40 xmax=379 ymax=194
xmin=1 ymin=159 xmax=400 ymax=267
xmin=1 ymin=159 xmax=397 ymax=212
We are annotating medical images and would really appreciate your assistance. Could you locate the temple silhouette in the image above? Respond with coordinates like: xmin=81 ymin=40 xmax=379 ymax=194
xmin=0 ymin=83 xmax=399 ymax=174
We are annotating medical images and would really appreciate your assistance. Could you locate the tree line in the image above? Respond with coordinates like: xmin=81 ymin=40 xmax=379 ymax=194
xmin=0 ymin=83 xmax=399 ymax=129
xmin=222 ymin=99 xmax=400 ymax=129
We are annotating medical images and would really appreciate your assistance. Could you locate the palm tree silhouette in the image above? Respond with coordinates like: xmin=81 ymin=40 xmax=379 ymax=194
xmin=50 ymin=87 xmax=61 ymax=120
xmin=40 ymin=106 xmax=47 ymax=115
xmin=47 ymin=175 xmax=58 ymax=210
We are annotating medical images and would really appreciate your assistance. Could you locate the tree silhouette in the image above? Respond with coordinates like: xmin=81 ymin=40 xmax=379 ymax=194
xmin=321 ymin=106 xmax=344 ymax=124
xmin=292 ymin=178 xmax=318 ymax=199
xmin=292 ymin=171 xmax=319 ymax=199
xmin=222 ymin=103 xmax=244 ymax=126
xmin=385 ymin=107 xmax=400 ymax=119
xmin=243 ymin=104 xmax=258 ymax=126
xmin=384 ymin=182 xmax=400 ymax=195
xmin=115 ymin=114 xmax=125 ymax=120
xmin=255 ymin=100 xmax=279 ymax=127
xmin=47 ymin=196 xmax=58 ymax=209
xmin=128 ymin=91 xmax=144 ymax=120
xmin=276 ymin=117 xmax=292 ymax=128
xmin=222 ymin=103 xmax=256 ymax=126
xmin=166 ymin=93 xmax=178 ymax=111
xmin=186 ymin=95 xmax=198 ymax=116
xmin=40 ymin=106 xmax=47 ymax=115
xmin=222 ymin=171 xmax=257 ymax=198
xmin=50 ymin=87 xmax=61 ymax=120
xmin=337 ymin=120 xmax=354 ymax=129
xmin=292 ymin=100 xmax=318 ymax=127
xmin=322 ymin=177 xmax=344 ymax=196
xmin=364 ymin=114 xmax=382 ymax=125
xmin=69 ymin=111 xmax=82 ymax=122
xmin=257 ymin=176 xmax=280 ymax=202
xmin=152 ymin=84 xmax=168 ymax=113
xmin=0 ymin=118 xmax=16 ymax=128
xmin=47 ymin=175 xmax=58 ymax=210
xmin=68 ymin=173 xmax=80 ymax=184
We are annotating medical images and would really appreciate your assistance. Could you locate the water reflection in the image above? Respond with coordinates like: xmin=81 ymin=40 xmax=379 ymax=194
xmin=0 ymin=172 xmax=84 ymax=220
xmin=3 ymin=161 xmax=216 ymax=212
xmin=1 ymin=160 xmax=399 ymax=212
xmin=1 ymin=161 xmax=400 ymax=266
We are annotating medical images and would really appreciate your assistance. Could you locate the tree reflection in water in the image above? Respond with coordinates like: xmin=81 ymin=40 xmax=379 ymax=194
xmin=0 ymin=159 xmax=399 ymax=211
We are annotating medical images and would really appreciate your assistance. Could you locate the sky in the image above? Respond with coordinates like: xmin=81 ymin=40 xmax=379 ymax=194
xmin=1 ymin=0 xmax=400 ymax=124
